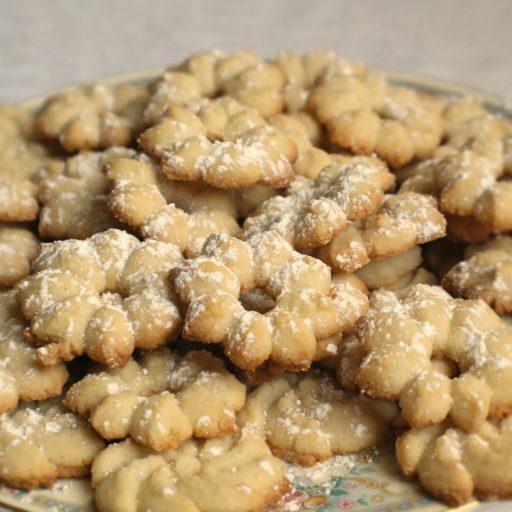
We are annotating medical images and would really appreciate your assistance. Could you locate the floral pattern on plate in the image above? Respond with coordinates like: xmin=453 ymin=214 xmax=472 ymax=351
xmin=270 ymin=447 xmax=448 ymax=512
xmin=0 ymin=446 xmax=452 ymax=512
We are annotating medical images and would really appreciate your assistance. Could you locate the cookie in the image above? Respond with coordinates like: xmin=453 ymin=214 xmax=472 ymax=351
xmin=445 ymin=214 xmax=495 ymax=244
xmin=16 ymin=229 xmax=183 ymax=367
xmin=435 ymin=106 xmax=510 ymax=228
xmin=351 ymin=284 xmax=512 ymax=431
xmin=338 ymin=328 xmax=455 ymax=397
xmin=186 ymin=49 xmax=301 ymax=116
xmin=396 ymin=417 xmax=512 ymax=506
xmin=0 ymin=291 xmax=68 ymax=414
xmin=0 ymin=181 xmax=39 ymax=222
xmin=148 ymin=49 xmax=283 ymax=120
xmin=0 ymin=106 xmax=61 ymax=222
xmin=0 ymin=224 xmax=39 ymax=287
xmin=65 ymin=349 xmax=246 ymax=451
xmin=0 ymin=400 xmax=104 ymax=490
xmin=314 ymin=191 xmax=446 ymax=273
xmin=238 ymin=372 xmax=393 ymax=466
xmin=150 ymin=49 xmax=288 ymax=122
xmin=354 ymin=246 xmax=423 ymax=290
xmin=106 ymin=156 xmax=241 ymax=258
xmin=37 ymin=148 xmax=136 ymax=239
xmin=34 ymin=83 xmax=149 ymax=151
xmin=273 ymin=49 xmax=367 ymax=93
xmin=171 ymin=232 xmax=368 ymax=372
xmin=307 ymin=74 xmax=444 ymax=167
xmin=240 ymin=273 xmax=368 ymax=384
xmin=173 ymin=50 xmax=223 ymax=98
xmin=0 ymin=105 xmax=35 ymax=141
xmin=217 ymin=59 xmax=286 ymax=118
xmin=403 ymin=99 xmax=512 ymax=241
xmin=267 ymin=113 xmax=331 ymax=180
xmin=322 ymin=272 xmax=369 ymax=337
xmin=143 ymin=71 xmax=204 ymax=125
xmin=92 ymin=434 xmax=287 ymax=512
xmin=243 ymin=156 xmax=395 ymax=251
xmin=399 ymin=158 xmax=495 ymax=247
xmin=442 ymin=236 xmax=512 ymax=313
xmin=139 ymin=99 xmax=297 ymax=189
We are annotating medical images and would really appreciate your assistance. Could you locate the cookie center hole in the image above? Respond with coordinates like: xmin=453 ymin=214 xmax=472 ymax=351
xmin=240 ymin=288 xmax=275 ymax=313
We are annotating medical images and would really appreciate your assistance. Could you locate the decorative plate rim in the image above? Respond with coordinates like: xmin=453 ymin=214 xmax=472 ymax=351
xmin=18 ymin=66 xmax=511 ymax=116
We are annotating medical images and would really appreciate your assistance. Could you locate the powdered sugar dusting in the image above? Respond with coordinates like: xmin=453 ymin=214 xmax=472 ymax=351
xmin=243 ymin=159 xmax=393 ymax=248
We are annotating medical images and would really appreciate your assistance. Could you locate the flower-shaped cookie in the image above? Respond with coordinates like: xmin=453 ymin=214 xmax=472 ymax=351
xmin=143 ymin=70 xmax=204 ymax=125
xmin=154 ymin=49 xmax=288 ymax=120
xmin=314 ymin=191 xmax=446 ymax=272
xmin=307 ymin=73 xmax=444 ymax=168
xmin=0 ymin=291 xmax=68 ymax=414
xmin=0 ymin=105 xmax=34 ymax=142
xmin=233 ymin=272 xmax=369 ymax=384
xmin=0 ymin=400 xmax=104 ymax=490
xmin=35 ymin=83 xmax=149 ymax=151
xmin=442 ymin=236 xmax=512 ymax=313
xmin=238 ymin=372 xmax=392 ymax=466
xmin=92 ymin=434 xmax=287 ymax=512
xmin=397 ymin=417 xmax=512 ymax=506
xmin=106 ymin=156 xmax=241 ymax=258
xmin=273 ymin=49 xmax=367 ymax=90
xmin=37 ymin=148 xmax=136 ymax=239
xmin=0 ymin=224 xmax=39 ymax=287
xmin=0 ymin=181 xmax=39 ymax=223
xmin=0 ymin=106 xmax=62 ymax=222
xmin=402 ymin=100 xmax=512 ymax=242
xmin=16 ymin=229 xmax=183 ymax=367
xmin=139 ymin=99 xmax=297 ymax=189
xmin=171 ymin=232 xmax=368 ymax=372
xmin=65 ymin=349 xmax=246 ymax=451
xmin=348 ymin=284 xmax=512 ymax=432
xmin=436 ymin=110 xmax=510 ymax=230
xmin=213 ymin=50 xmax=287 ymax=117
xmin=243 ymin=156 xmax=395 ymax=251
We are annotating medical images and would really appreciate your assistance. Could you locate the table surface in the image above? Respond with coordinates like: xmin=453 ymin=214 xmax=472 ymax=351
xmin=0 ymin=0 xmax=511 ymax=103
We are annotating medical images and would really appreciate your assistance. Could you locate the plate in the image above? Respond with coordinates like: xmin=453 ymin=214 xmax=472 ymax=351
xmin=19 ymin=66 xmax=511 ymax=118
xmin=0 ymin=446 xmax=473 ymax=512
xmin=3 ymin=67 xmax=511 ymax=512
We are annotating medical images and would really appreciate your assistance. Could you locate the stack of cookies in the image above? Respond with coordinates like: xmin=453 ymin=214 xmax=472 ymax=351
xmin=1 ymin=49 xmax=512 ymax=511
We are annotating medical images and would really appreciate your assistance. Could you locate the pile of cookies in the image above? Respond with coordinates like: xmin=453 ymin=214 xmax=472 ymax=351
xmin=1 ymin=49 xmax=512 ymax=511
